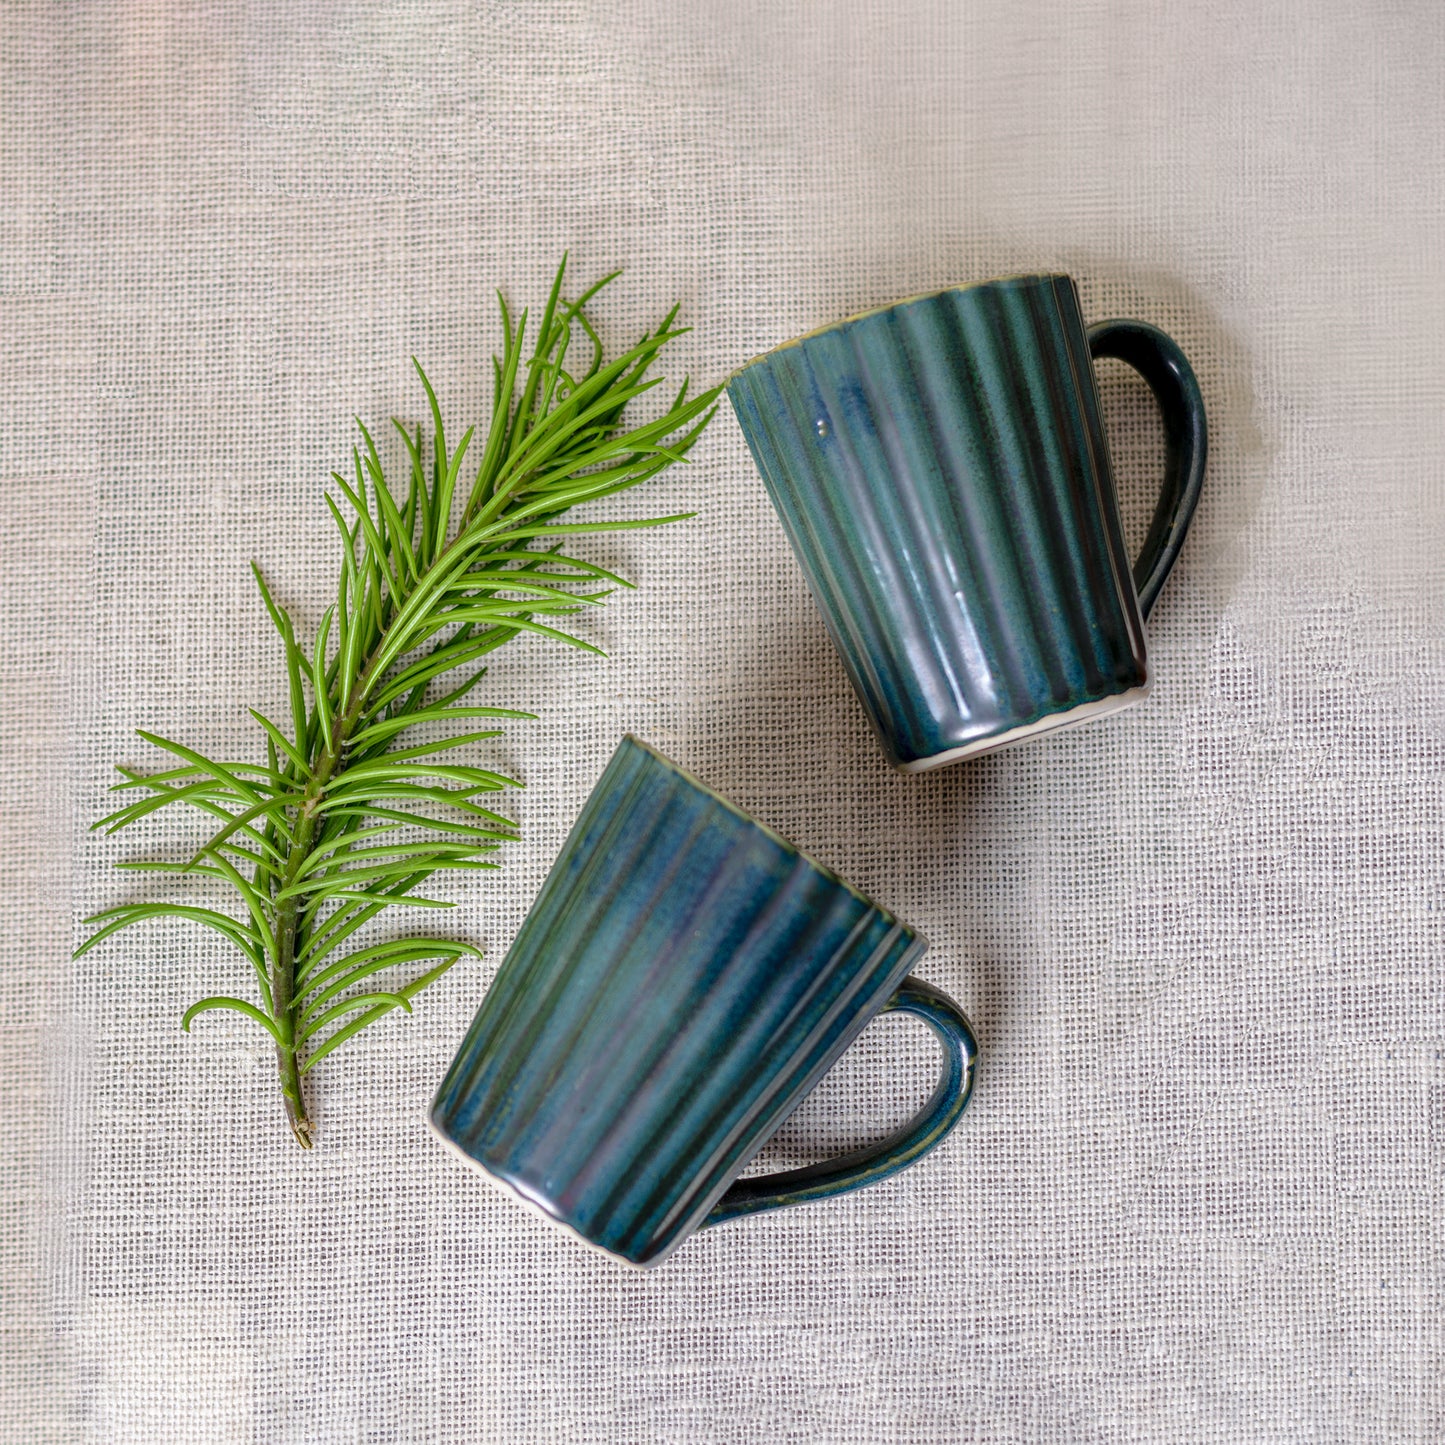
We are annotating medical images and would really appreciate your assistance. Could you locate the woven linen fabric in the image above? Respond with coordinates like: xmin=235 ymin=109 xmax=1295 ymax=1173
xmin=3 ymin=0 xmax=1443 ymax=1440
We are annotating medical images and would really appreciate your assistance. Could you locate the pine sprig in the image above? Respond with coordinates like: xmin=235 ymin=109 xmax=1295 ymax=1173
xmin=77 ymin=258 xmax=719 ymax=1147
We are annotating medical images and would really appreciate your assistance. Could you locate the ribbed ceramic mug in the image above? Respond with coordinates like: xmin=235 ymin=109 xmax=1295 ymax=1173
xmin=431 ymin=735 xmax=978 ymax=1268
xmin=727 ymin=274 xmax=1208 ymax=771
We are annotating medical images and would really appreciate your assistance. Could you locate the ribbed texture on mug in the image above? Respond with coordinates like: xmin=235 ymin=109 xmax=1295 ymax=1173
xmin=432 ymin=738 xmax=925 ymax=1266
xmin=728 ymin=275 xmax=1147 ymax=769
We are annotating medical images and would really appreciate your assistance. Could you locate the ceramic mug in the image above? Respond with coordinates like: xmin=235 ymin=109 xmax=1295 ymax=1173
xmin=727 ymin=274 xmax=1207 ymax=771
xmin=431 ymin=735 xmax=978 ymax=1268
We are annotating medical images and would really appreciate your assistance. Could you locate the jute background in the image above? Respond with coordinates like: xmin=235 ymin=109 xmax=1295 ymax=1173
xmin=2 ymin=2 xmax=1442 ymax=1439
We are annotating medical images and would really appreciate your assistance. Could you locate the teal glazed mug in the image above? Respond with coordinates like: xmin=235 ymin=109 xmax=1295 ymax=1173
xmin=431 ymin=736 xmax=978 ymax=1268
xmin=727 ymin=274 xmax=1208 ymax=771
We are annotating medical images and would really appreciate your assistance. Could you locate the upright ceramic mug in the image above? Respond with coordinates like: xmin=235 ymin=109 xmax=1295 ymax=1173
xmin=431 ymin=736 xmax=977 ymax=1268
xmin=728 ymin=274 xmax=1208 ymax=771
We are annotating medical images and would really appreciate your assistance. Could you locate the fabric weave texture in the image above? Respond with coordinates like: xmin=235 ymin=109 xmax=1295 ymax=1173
xmin=1 ymin=1 xmax=1442 ymax=1441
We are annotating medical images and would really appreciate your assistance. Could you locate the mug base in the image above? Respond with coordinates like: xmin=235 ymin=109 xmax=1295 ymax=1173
xmin=898 ymin=682 xmax=1151 ymax=773
xmin=428 ymin=1111 xmax=657 ymax=1271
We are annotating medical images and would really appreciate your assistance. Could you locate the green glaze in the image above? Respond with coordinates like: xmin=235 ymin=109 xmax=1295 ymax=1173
xmin=728 ymin=275 xmax=1207 ymax=771
xmin=431 ymin=737 xmax=978 ymax=1268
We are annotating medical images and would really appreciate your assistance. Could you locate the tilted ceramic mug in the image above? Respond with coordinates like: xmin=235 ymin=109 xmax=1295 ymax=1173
xmin=727 ymin=273 xmax=1208 ymax=771
xmin=431 ymin=735 xmax=978 ymax=1268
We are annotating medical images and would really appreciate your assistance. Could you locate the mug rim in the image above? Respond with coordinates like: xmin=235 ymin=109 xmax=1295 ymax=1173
xmin=728 ymin=271 xmax=1073 ymax=382
xmin=616 ymin=734 xmax=922 ymax=947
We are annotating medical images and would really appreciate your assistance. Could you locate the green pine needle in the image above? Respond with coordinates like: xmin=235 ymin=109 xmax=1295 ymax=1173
xmin=78 ymin=257 xmax=719 ymax=1148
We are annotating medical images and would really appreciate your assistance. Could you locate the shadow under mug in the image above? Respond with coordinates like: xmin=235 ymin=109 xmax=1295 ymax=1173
xmin=431 ymin=735 xmax=978 ymax=1268
xmin=727 ymin=273 xmax=1208 ymax=771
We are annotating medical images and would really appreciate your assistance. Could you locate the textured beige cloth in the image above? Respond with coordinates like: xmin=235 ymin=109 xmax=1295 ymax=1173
xmin=3 ymin=1 xmax=1443 ymax=1440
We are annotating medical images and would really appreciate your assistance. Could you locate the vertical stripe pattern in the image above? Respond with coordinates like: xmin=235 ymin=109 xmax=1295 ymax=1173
xmin=728 ymin=274 xmax=1148 ymax=770
xmin=431 ymin=737 xmax=925 ymax=1267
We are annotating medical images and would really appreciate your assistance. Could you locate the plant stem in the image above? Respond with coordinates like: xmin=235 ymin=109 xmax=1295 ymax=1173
xmin=265 ymin=630 xmax=397 ymax=1145
xmin=270 ymin=785 xmax=326 ymax=1147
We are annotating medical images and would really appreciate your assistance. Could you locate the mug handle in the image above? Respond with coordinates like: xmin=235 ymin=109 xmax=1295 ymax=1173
xmin=1087 ymin=319 xmax=1208 ymax=620
xmin=702 ymin=976 xmax=978 ymax=1228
